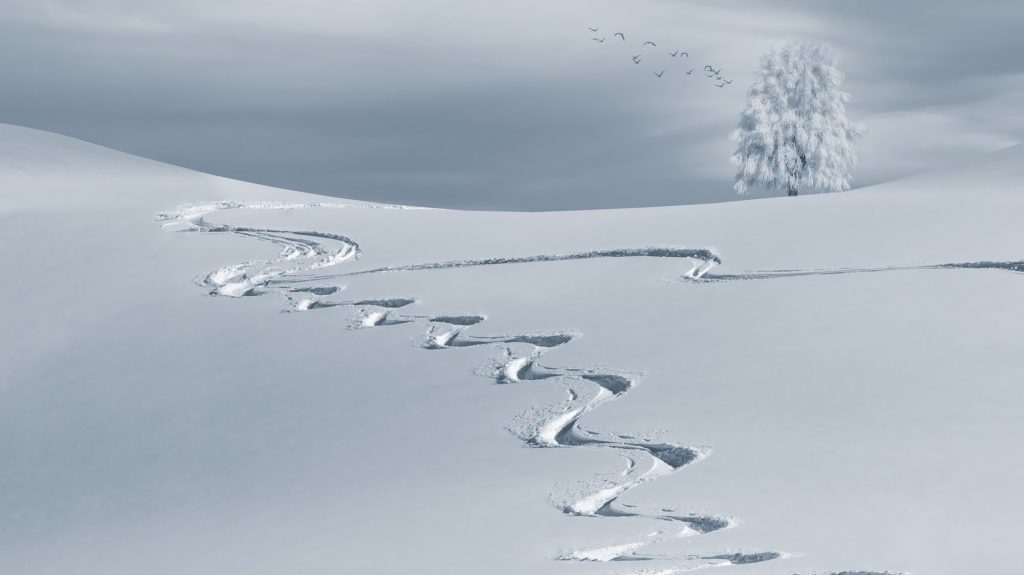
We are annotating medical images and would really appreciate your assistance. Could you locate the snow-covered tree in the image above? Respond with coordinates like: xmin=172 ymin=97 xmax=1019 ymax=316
xmin=730 ymin=41 xmax=865 ymax=196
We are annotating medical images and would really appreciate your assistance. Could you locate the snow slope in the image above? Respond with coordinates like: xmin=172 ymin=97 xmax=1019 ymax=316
xmin=2 ymin=123 xmax=1022 ymax=575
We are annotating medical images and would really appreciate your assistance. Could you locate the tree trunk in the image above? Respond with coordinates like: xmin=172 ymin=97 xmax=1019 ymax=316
xmin=788 ymin=186 xmax=798 ymax=196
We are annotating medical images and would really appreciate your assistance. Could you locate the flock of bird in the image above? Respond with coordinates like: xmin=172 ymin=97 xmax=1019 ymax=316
xmin=587 ymin=26 xmax=733 ymax=87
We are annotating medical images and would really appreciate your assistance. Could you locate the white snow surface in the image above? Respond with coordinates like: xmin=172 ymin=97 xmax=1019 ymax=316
xmin=2 ymin=122 xmax=1023 ymax=575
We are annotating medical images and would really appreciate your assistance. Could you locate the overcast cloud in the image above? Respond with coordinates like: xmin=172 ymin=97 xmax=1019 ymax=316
xmin=2 ymin=0 xmax=1023 ymax=209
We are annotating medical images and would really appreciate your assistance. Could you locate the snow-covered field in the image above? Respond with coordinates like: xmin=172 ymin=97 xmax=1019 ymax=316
xmin=2 ymin=122 xmax=1022 ymax=575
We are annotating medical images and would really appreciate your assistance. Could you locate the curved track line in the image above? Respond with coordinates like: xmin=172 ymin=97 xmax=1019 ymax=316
xmin=156 ymin=200 xmax=920 ymax=573
xmin=422 ymin=323 xmax=742 ymax=565
xmin=158 ymin=202 xmax=364 ymax=297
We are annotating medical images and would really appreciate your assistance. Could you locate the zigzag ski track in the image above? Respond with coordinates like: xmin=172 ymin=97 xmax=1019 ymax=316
xmin=156 ymin=200 xmax=1009 ymax=574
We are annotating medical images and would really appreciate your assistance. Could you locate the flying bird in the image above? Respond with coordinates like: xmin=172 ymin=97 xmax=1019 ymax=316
xmin=686 ymin=69 xmax=694 ymax=75
xmin=654 ymin=70 xmax=665 ymax=78
xmin=615 ymin=32 xmax=626 ymax=41
xmin=632 ymin=54 xmax=642 ymax=64
xmin=715 ymin=81 xmax=727 ymax=88
xmin=704 ymin=65 xmax=721 ymax=77
xmin=588 ymin=26 xmax=599 ymax=32
xmin=643 ymin=41 xmax=657 ymax=47
xmin=591 ymin=37 xmax=606 ymax=43
xmin=668 ymin=50 xmax=679 ymax=57
xmin=680 ymin=51 xmax=689 ymax=58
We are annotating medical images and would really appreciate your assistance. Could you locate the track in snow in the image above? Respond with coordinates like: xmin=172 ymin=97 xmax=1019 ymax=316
xmin=694 ymin=260 xmax=1024 ymax=283
xmin=157 ymin=201 xmax=363 ymax=297
xmin=422 ymin=320 xmax=732 ymax=542
xmin=158 ymin=200 xmax=926 ymax=573
xmin=295 ymin=247 xmax=722 ymax=282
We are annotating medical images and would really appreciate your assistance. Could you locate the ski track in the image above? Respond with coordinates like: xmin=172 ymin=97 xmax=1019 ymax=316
xmin=695 ymin=261 xmax=1024 ymax=283
xmin=153 ymin=200 xmax=983 ymax=574
xmin=294 ymin=247 xmax=723 ymax=281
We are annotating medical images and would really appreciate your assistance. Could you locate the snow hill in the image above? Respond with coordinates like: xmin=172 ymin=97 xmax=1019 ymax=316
xmin=2 ymin=122 xmax=1022 ymax=575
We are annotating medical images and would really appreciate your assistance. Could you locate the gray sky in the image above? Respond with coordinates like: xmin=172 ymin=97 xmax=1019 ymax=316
xmin=2 ymin=0 xmax=1023 ymax=210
